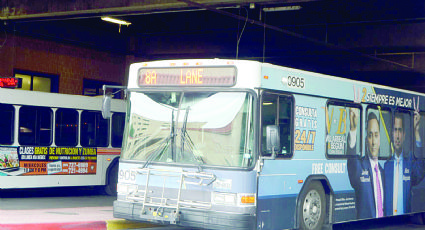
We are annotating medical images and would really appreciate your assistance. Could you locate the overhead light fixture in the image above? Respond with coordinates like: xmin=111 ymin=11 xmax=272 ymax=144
xmin=263 ymin=6 xmax=302 ymax=12
xmin=263 ymin=102 xmax=273 ymax=105
xmin=101 ymin=16 xmax=131 ymax=33
xmin=101 ymin=16 xmax=131 ymax=25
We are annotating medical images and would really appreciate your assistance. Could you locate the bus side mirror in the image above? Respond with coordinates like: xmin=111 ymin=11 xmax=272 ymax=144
xmin=102 ymin=92 xmax=112 ymax=119
xmin=266 ymin=125 xmax=281 ymax=158
xmin=101 ymin=84 xmax=126 ymax=119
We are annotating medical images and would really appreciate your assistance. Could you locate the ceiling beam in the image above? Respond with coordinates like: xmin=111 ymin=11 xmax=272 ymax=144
xmin=176 ymin=0 xmax=418 ymax=72
xmin=0 ymin=0 xmax=320 ymax=21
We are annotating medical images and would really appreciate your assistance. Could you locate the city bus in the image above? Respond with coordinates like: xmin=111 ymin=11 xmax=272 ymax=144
xmin=111 ymin=59 xmax=425 ymax=230
xmin=0 ymin=87 xmax=125 ymax=195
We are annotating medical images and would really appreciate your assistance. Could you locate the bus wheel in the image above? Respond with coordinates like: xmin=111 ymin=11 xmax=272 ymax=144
xmin=104 ymin=162 xmax=118 ymax=196
xmin=298 ymin=181 xmax=326 ymax=230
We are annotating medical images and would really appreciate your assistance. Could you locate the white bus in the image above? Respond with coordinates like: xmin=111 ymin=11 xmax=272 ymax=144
xmin=0 ymin=87 xmax=125 ymax=195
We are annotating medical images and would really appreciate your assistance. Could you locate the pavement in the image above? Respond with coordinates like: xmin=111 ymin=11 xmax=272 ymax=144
xmin=0 ymin=206 xmax=157 ymax=230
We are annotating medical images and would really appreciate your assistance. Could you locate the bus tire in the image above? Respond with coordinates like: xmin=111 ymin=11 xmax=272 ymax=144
xmin=298 ymin=181 xmax=326 ymax=230
xmin=104 ymin=161 xmax=118 ymax=196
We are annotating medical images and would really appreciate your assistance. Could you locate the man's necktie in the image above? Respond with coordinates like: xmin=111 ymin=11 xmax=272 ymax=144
xmin=375 ymin=164 xmax=384 ymax=217
xmin=394 ymin=159 xmax=399 ymax=214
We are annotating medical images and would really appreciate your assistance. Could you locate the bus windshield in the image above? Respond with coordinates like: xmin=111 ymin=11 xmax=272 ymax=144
xmin=121 ymin=91 xmax=255 ymax=168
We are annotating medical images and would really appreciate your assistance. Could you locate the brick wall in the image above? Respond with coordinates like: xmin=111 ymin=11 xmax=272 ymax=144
xmin=0 ymin=34 xmax=127 ymax=95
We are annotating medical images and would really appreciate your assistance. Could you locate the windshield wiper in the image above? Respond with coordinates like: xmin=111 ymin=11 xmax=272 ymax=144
xmin=181 ymin=106 xmax=189 ymax=155
xmin=180 ymin=106 xmax=204 ymax=171
xmin=142 ymin=110 xmax=175 ymax=168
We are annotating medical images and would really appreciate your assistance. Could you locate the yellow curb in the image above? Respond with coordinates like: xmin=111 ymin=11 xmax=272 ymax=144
xmin=106 ymin=219 xmax=158 ymax=230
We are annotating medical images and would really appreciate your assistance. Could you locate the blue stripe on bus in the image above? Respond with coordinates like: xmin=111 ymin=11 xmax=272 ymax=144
xmin=258 ymin=194 xmax=297 ymax=200
xmin=334 ymin=190 xmax=355 ymax=194
xmin=258 ymin=190 xmax=354 ymax=199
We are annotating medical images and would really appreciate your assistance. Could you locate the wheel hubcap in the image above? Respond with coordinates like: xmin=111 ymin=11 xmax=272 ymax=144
xmin=302 ymin=189 xmax=322 ymax=230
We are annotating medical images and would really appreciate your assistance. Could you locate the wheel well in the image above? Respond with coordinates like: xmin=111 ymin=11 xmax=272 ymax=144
xmin=296 ymin=176 xmax=334 ymax=229
xmin=105 ymin=157 xmax=119 ymax=185
xmin=318 ymin=179 xmax=333 ymax=226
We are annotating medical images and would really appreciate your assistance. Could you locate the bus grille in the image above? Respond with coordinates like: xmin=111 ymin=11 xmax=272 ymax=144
xmin=125 ymin=168 xmax=216 ymax=224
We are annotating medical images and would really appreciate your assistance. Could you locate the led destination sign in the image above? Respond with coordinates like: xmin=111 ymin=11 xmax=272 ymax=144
xmin=138 ymin=67 xmax=236 ymax=87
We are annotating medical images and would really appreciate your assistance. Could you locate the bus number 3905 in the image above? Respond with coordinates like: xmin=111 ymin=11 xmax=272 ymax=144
xmin=287 ymin=76 xmax=305 ymax=89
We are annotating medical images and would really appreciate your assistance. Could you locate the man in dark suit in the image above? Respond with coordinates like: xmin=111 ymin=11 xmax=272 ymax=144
xmin=384 ymin=112 xmax=425 ymax=216
xmin=347 ymin=109 xmax=385 ymax=219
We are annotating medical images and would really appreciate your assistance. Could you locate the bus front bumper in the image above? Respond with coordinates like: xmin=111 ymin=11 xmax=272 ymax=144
xmin=113 ymin=200 xmax=256 ymax=230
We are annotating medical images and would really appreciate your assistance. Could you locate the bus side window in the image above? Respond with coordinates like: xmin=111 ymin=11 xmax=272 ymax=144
xmin=326 ymin=103 xmax=361 ymax=157
xmin=81 ymin=111 xmax=109 ymax=147
xmin=111 ymin=112 xmax=125 ymax=148
xmin=417 ymin=112 xmax=425 ymax=159
xmin=55 ymin=108 xmax=78 ymax=147
xmin=19 ymin=106 xmax=52 ymax=146
xmin=261 ymin=92 xmax=292 ymax=157
xmin=394 ymin=111 xmax=412 ymax=158
xmin=366 ymin=107 xmax=391 ymax=159
xmin=38 ymin=108 xmax=52 ymax=146
xmin=279 ymin=96 xmax=292 ymax=155
xmin=0 ymin=104 xmax=14 ymax=145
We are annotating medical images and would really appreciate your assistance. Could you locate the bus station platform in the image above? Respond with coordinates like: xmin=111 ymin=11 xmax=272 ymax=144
xmin=0 ymin=206 xmax=158 ymax=230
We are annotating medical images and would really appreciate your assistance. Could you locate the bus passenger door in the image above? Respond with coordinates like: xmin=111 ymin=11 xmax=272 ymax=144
xmin=257 ymin=92 xmax=295 ymax=230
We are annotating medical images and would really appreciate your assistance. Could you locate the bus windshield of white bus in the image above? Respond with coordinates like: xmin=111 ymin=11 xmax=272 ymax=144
xmin=121 ymin=91 xmax=254 ymax=168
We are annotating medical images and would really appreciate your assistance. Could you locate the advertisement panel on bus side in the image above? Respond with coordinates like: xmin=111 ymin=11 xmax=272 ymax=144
xmin=0 ymin=146 xmax=97 ymax=176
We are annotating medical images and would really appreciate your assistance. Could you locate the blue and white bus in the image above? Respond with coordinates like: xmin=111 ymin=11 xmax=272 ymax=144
xmin=111 ymin=59 xmax=425 ymax=230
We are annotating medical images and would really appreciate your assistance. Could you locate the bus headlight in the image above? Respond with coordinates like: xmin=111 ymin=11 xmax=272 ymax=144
xmin=211 ymin=192 xmax=236 ymax=205
xmin=211 ymin=192 xmax=257 ymax=206
xmin=117 ymin=183 xmax=138 ymax=194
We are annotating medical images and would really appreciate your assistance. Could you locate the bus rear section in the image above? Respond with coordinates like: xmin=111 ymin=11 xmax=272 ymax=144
xmin=113 ymin=61 xmax=259 ymax=229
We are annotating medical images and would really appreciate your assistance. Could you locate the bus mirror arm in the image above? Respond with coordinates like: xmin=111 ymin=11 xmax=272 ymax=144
xmin=260 ymin=148 xmax=278 ymax=161
xmin=101 ymin=85 xmax=127 ymax=119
